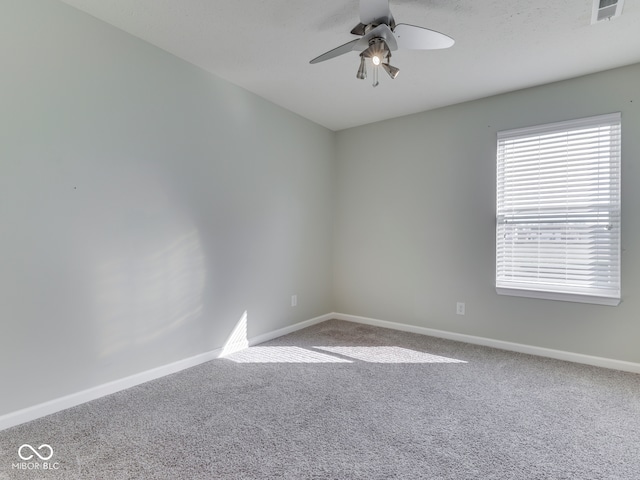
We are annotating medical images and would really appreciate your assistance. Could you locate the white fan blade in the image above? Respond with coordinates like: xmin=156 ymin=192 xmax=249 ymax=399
xmin=310 ymin=39 xmax=361 ymax=64
xmin=394 ymin=23 xmax=454 ymax=50
xmin=360 ymin=0 xmax=392 ymax=26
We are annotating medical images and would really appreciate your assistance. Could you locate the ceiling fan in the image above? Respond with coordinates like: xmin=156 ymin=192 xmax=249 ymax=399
xmin=310 ymin=0 xmax=454 ymax=86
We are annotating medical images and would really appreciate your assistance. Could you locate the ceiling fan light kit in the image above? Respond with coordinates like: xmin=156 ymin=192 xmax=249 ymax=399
xmin=359 ymin=37 xmax=396 ymax=86
xmin=310 ymin=0 xmax=454 ymax=87
xmin=356 ymin=56 xmax=367 ymax=80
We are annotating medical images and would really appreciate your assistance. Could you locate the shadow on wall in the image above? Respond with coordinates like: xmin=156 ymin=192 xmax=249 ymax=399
xmin=92 ymin=229 xmax=206 ymax=359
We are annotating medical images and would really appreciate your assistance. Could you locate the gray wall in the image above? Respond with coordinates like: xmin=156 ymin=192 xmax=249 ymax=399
xmin=0 ymin=0 xmax=335 ymax=416
xmin=334 ymin=63 xmax=640 ymax=364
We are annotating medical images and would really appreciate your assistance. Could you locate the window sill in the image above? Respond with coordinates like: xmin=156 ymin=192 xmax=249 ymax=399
xmin=496 ymin=287 xmax=620 ymax=306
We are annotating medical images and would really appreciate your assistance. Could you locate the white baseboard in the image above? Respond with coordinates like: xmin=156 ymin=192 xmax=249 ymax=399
xmin=332 ymin=312 xmax=640 ymax=374
xmin=0 ymin=313 xmax=332 ymax=432
xmin=0 ymin=348 xmax=223 ymax=432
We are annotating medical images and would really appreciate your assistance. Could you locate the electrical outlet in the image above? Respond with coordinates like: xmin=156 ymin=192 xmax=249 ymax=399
xmin=456 ymin=302 xmax=465 ymax=315
xmin=291 ymin=295 xmax=297 ymax=307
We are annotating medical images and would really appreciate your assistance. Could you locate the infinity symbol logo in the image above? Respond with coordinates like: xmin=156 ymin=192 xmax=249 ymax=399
xmin=18 ymin=444 xmax=54 ymax=461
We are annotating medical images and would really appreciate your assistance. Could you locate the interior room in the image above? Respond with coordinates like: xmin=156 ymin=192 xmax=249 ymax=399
xmin=1 ymin=0 xmax=639 ymax=478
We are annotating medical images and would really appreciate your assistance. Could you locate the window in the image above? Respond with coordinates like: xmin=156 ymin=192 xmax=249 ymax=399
xmin=496 ymin=113 xmax=621 ymax=305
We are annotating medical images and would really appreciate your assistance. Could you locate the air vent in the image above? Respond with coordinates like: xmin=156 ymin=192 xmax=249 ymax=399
xmin=591 ymin=0 xmax=625 ymax=24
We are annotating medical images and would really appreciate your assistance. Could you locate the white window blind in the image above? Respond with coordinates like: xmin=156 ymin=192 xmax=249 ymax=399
xmin=496 ymin=113 xmax=621 ymax=305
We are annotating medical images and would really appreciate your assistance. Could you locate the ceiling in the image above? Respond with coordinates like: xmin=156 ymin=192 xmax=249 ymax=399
xmin=58 ymin=0 xmax=640 ymax=131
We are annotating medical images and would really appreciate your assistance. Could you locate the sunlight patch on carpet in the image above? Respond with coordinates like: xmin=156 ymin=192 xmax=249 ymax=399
xmin=226 ymin=345 xmax=466 ymax=364
xmin=227 ymin=346 xmax=353 ymax=363
xmin=315 ymin=346 xmax=467 ymax=364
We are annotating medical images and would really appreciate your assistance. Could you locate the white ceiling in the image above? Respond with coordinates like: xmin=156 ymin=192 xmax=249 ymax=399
xmin=58 ymin=0 xmax=640 ymax=131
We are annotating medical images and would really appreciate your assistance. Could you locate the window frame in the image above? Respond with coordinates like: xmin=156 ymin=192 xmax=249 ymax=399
xmin=495 ymin=113 xmax=621 ymax=306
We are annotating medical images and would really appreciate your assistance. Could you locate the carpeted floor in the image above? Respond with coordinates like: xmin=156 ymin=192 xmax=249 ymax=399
xmin=1 ymin=319 xmax=639 ymax=479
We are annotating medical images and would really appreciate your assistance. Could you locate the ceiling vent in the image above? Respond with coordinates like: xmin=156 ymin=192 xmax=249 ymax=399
xmin=591 ymin=0 xmax=625 ymax=24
